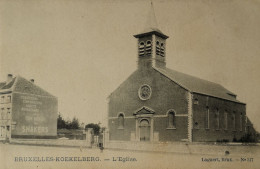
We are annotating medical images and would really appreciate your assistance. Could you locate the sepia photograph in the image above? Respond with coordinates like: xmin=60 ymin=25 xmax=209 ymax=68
xmin=0 ymin=0 xmax=260 ymax=168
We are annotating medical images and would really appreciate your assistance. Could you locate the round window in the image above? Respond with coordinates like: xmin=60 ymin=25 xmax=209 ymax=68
xmin=138 ymin=84 xmax=152 ymax=100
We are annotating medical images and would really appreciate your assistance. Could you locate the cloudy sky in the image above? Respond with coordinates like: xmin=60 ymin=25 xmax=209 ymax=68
xmin=0 ymin=0 xmax=260 ymax=130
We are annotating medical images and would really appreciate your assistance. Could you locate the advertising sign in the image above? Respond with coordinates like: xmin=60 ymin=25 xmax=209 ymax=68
xmin=11 ymin=93 xmax=57 ymax=137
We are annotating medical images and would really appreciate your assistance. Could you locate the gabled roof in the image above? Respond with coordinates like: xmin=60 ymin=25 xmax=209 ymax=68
xmin=0 ymin=75 xmax=56 ymax=98
xmin=0 ymin=78 xmax=16 ymax=90
xmin=13 ymin=76 xmax=56 ymax=97
xmin=154 ymin=66 xmax=243 ymax=104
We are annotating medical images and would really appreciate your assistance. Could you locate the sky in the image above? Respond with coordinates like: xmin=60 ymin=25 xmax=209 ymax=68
xmin=0 ymin=0 xmax=260 ymax=130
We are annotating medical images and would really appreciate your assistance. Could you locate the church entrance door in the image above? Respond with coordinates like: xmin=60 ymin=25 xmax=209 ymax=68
xmin=139 ymin=119 xmax=150 ymax=141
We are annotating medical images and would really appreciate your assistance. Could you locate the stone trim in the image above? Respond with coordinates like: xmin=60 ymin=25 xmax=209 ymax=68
xmin=116 ymin=112 xmax=125 ymax=117
xmin=187 ymin=92 xmax=193 ymax=142
xmin=108 ymin=114 xmax=188 ymax=119
xmin=166 ymin=127 xmax=176 ymax=130
xmin=108 ymin=116 xmax=135 ymax=119
xmin=154 ymin=114 xmax=188 ymax=118
xmin=152 ymin=34 xmax=156 ymax=67
xmin=134 ymin=106 xmax=155 ymax=115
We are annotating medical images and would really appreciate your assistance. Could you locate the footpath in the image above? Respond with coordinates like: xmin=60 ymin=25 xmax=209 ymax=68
xmin=5 ymin=139 xmax=260 ymax=156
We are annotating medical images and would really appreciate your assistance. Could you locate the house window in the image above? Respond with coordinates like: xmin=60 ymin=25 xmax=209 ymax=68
xmin=6 ymin=96 xmax=11 ymax=103
xmin=0 ymin=96 xmax=4 ymax=104
xmin=168 ymin=111 xmax=176 ymax=128
xmin=118 ymin=114 xmax=124 ymax=129
xmin=205 ymin=107 xmax=209 ymax=129
xmin=232 ymin=112 xmax=236 ymax=131
xmin=1 ymin=108 xmax=4 ymax=119
xmin=224 ymin=111 xmax=228 ymax=130
xmin=215 ymin=109 xmax=220 ymax=130
xmin=240 ymin=113 xmax=243 ymax=131
xmin=7 ymin=108 xmax=11 ymax=119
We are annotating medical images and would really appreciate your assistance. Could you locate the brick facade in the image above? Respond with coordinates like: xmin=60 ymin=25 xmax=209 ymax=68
xmin=192 ymin=93 xmax=246 ymax=142
xmin=108 ymin=68 xmax=189 ymax=142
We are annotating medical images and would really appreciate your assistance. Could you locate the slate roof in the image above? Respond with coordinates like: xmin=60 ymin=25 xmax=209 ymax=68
xmin=0 ymin=78 xmax=16 ymax=90
xmin=133 ymin=1 xmax=168 ymax=39
xmin=0 ymin=82 xmax=6 ymax=89
xmin=0 ymin=75 xmax=56 ymax=98
xmin=133 ymin=28 xmax=169 ymax=39
xmin=154 ymin=67 xmax=243 ymax=103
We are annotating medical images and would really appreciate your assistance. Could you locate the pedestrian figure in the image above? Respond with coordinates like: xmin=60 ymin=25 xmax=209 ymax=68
xmin=98 ymin=133 xmax=104 ymax=153
xmin=99 ymin=144 xmax=104 ymax=153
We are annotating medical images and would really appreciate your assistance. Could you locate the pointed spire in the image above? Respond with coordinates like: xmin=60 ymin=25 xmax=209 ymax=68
xmin=134 ymin=0 xmax=168 ymax=39
xmin=145 ymin=0 xmax=158 ymax=31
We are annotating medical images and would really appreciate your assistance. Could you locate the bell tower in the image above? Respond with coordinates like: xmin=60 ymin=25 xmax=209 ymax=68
xmin=134 ymin=1 xmax=169 ymax=69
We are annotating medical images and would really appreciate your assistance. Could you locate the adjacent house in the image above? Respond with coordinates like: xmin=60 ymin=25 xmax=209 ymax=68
xmin=0 ymin=74 xmax=58 ymax=140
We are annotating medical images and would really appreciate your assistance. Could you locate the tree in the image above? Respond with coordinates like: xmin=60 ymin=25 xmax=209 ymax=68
xmin=57 ymin=114 xmax=80 ymax=129
xmin=70 ymin=117 xmax=80 ymax=129
xmin=57 ymin=113 xmax=66 ymax=129
xmin=85 ymin=123 xmax=100 ymax=135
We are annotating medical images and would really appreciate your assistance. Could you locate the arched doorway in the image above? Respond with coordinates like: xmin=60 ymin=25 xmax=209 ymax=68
xmin=139 ymin=119 xmax=150 ymax=141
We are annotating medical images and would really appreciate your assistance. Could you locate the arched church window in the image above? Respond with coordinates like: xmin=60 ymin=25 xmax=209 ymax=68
xmin=146 ymin=40 xmax=152 ymax=55
xmin=205 ymin=107 xmax=209 ymax=129
xmin=160 ymin=43 xmax=165 ymax=57
xmin=139 ymin=42 xmax=145 ymax=56
xmin=194 ymin=98 xmax=199 ymax=105
xmin=224 ymin=111 xmax=228 ymax=130
xmin=168 ymin=111 xmax=176 ymax=128
xmin=215 ymin=109 xmax=219 ymax=130
xmin=232 ymin=112 xmax=236 ymax=131
xmin=118 ymin=114 xmax=124 ymax=129
xmin=240 ymin=113 xmax=243 ymax=131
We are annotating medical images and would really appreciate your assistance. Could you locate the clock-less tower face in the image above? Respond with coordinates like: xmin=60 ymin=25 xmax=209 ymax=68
xmin=138 ymin=84 xmax=152 ymax=100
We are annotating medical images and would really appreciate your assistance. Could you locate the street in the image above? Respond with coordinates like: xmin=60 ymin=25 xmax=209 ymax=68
xmin=1 ymin=143 xmax=260 ymax=169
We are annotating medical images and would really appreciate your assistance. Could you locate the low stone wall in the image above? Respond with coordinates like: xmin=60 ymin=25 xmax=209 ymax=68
xmin=105 ymin=141 xmax=260 ymax=156
xmin=10 ymin=139 xmax=91 ymax=148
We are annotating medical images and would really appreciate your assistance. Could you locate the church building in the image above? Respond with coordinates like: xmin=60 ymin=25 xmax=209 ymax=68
xmin=107 ymin=4 xmax=247 ymax=142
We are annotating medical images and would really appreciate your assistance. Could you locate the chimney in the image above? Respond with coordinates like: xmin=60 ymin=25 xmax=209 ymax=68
xmin=6 ymin=74 xmax=13 ymax=84
xmin=30 ymin=79 xmax=35 ymax=83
